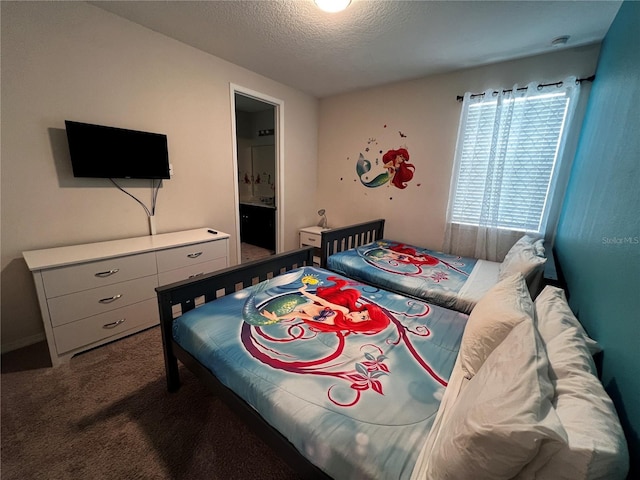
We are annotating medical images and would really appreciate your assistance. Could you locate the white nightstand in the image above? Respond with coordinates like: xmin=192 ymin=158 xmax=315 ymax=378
xmin=299 ymin=226 xmax=329 ymax=265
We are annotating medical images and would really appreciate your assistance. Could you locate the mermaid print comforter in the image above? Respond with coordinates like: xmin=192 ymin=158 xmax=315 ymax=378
xmin=327 ymin=240 xmax=485 ymax=313
xmin=173 ymin=266 xmax=467 ymax=480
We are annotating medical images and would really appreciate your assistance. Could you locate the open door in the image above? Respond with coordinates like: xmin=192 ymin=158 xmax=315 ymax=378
xmin=230 ymin=85 xmax=284 ymax=264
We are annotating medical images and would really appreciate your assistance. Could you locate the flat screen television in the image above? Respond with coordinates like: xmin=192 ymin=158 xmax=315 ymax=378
xmin=65 ymin=120 xmax=170 ymax=179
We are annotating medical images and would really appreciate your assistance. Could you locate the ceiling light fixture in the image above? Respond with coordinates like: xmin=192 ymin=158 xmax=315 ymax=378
xmin=551 ymin=35 xmax=570 ymax=47
xmin=314 ymin=0 xmax=351 ymax=13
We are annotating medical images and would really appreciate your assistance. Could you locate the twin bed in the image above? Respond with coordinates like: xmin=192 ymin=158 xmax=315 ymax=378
xmin=156 ymin=220 xmax=628 ymax=479
xmin=320 ymin=219 xmax=545 ymax=314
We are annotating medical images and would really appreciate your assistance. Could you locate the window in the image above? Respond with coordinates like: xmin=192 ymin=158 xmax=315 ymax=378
xmin=448 ymin=80 xmax=580 ymax=235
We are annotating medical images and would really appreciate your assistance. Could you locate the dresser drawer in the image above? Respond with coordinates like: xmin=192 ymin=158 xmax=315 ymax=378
xmin=47 ymin=275 xmax=158 ymax=327
xmin=42 ymin=252 xmax=157 ymax=298
xmin=157 ymin=257 xmax=227 ymax=287
xmin=156 ymin=240 xmax=226 ymax=273
xmin=52 ymin=298 xmax=158 ymax=354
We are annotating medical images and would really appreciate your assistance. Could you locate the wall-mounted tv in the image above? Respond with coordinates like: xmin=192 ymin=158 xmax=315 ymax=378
xmin=65 ymin=120 xmax=170 ymax=179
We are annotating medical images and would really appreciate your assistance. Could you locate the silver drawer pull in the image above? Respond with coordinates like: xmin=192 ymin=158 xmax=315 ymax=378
xmin=98 ymin=294 xmax=123 ymax=304
xmin=306 ymin=237 xmax=316 ymax=242
xmin=188 ymin=272 xmax=204 ymax=279
xmin=95 ymin=269 xmax=119 ymax=277
xmin=103 ymin=318 xmax=126 ymax=329
xmin=187 ymin=252 xmax=203 ymax=258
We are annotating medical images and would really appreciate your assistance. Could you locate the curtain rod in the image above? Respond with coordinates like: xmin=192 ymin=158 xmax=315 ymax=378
xmin=456 ymin=75 xmax=595 ymax=102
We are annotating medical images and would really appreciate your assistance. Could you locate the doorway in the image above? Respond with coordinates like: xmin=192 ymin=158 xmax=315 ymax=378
xmin=231 ymin=87 xmax=282 ymax=264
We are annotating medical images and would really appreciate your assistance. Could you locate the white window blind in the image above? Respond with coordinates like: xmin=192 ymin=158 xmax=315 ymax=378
xmin=450 ymin=90 xmax=572 ymax=233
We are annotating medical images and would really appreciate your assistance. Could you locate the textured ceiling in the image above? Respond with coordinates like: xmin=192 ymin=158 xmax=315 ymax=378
xmin=91 ymin=0 xmax=622 ymax=98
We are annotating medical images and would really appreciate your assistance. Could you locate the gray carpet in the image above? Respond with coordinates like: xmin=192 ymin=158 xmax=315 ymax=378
xmin=1 ymin=326 xmax=300 ymax=479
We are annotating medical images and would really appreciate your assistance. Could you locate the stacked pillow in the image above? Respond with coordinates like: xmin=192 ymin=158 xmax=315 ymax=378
xmin=427 ymin=274 xmax=567 ymax=479
xmin=531 ymin=286 xmax=629 ymax=479
xmin=535 ymin=285 xmax=601 ymax=357
xmin=498 ymin=235 xmax=546 ymax=290
xmin=458 ymin=272 xmax=535 ymax=379
xmin=424 ymin=277 xmax=629 ymax=479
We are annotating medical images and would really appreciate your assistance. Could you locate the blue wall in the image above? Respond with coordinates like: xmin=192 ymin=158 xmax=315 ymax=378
xmin=555 ymin=0 xmax=640 ymax=475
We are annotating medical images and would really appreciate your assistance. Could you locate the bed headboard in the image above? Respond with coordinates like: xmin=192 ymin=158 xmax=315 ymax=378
xmin=319 ymin=219 xmax=385 ymax=268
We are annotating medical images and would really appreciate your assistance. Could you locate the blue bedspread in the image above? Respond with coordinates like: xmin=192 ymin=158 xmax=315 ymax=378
xmin=173 ymin=266 xmax=467 ymax=479
xmin=327 ymin=240 xmax=478 ymax=311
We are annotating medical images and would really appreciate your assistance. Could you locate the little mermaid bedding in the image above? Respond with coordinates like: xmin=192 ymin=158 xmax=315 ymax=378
xmin=326 ymin=240 xmax=501 ymax=313
xmin=172 ymin=266 xmax=468 ymax=480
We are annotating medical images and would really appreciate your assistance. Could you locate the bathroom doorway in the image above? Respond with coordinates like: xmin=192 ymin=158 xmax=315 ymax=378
xmin=231 ymin=87 xmax=282 ymax=264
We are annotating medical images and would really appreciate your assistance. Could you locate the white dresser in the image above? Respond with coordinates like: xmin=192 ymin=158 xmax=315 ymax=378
xmin=23 ymin=228 xmax=229 ymax=366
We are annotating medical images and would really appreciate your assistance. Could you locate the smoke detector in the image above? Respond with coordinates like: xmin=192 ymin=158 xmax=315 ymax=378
xmin=551 ymin=35 xmax=570 ymax=47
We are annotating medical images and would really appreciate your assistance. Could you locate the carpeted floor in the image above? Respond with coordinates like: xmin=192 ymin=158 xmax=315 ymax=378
xmin=1 ymin=326 xmax=301 ymax=480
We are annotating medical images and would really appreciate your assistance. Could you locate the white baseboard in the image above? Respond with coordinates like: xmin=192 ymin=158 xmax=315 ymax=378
xmin=1 ymin=332 xmax=46 ymax=354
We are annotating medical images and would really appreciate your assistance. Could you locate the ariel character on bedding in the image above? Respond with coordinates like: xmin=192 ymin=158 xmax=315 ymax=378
xmin=379 ymin=243 xmax=439 ymax=267
xmin=259 ymin=276 xmax=390 ymax=335
xmin=237 ymin=268 xmax=456 ymax=406
xmin=366 ymin=242 xmax=469 ymax=278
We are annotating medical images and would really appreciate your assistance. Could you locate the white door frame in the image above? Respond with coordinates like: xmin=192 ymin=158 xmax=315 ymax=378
xmin=230 ymin=84 xmax=284 ymax=265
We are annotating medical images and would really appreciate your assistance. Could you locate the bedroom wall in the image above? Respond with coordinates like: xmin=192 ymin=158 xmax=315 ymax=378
xmin=0 ymin=2 xmax=319 ymax=351
xmin=555 ymin=0 xmax=640 ymax=472
xmin=316 ymin=45 xmax=601 ymax=250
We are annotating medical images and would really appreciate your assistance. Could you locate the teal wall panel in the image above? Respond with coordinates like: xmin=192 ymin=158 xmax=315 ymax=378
xmin=555 ymin=1 xmax=640 ymax=475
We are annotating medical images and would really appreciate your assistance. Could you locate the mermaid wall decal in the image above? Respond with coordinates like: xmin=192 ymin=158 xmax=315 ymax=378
xmin=357 ymin=148 xmax=415 ymax=190
xmin=355 ymin=127 xmax=415 ymax=190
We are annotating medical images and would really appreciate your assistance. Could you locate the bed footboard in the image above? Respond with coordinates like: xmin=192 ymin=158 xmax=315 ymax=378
xmin=155 ymin=246 xmax=332 ymax=479
xmin=319 ymin=218 xmax=385 ymax=268
xmin=156 ymin=247 xmax=314 ymax=391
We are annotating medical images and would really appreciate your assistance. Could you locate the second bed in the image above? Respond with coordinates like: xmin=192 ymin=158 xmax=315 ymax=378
xmin=321 ymin=219 xmax=546 ymax=313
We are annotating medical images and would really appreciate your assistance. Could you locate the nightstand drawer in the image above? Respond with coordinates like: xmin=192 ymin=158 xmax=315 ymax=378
xmin=53 ymin=298 xmax=158 ymax=354
xmin=47 ymin=275 xmax=158 ymax=327
xmin=156 ymin=240 xmax=226 ymax=273
xmin=157 ymin=257 xmax=228 ymax=287
xmin=299 ymin=232 xmax=321 ymax=248
xmin=42 ymin=252 xmax=157 ymax=298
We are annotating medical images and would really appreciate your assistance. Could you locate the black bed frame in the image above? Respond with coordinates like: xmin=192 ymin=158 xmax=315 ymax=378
xmin=155 ymin=219 xmax=562 ymax=478
xmin=319 ymin=218 xmax=385 ymax=268
xmin=319 ymin=218 xmax=562 ymax=289
xmin=156 ymin=246 xmax=332 ymax=479
xmin=155 ymin=221 xmax=388 ymax=478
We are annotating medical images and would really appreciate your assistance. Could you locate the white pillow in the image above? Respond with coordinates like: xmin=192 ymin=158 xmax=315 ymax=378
xmin=535 ymin=285 xmax=601 ymax=356
xmin=530 ymin=286 xmax=628 ymax=478
xmin=533 ymin=238 xmax=545 ymax=257
xmin=460 ymin=273 xmax=534 ymax=378
xmin=534 ymin=328 xmax=629 ymax=479
xmin=499 ymin=235 xmax=547 ymax=282
xmin=427 ymin=318 xmax=567 ymax=480
xmin=521 ymin=234 xmax=541 ymax=246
